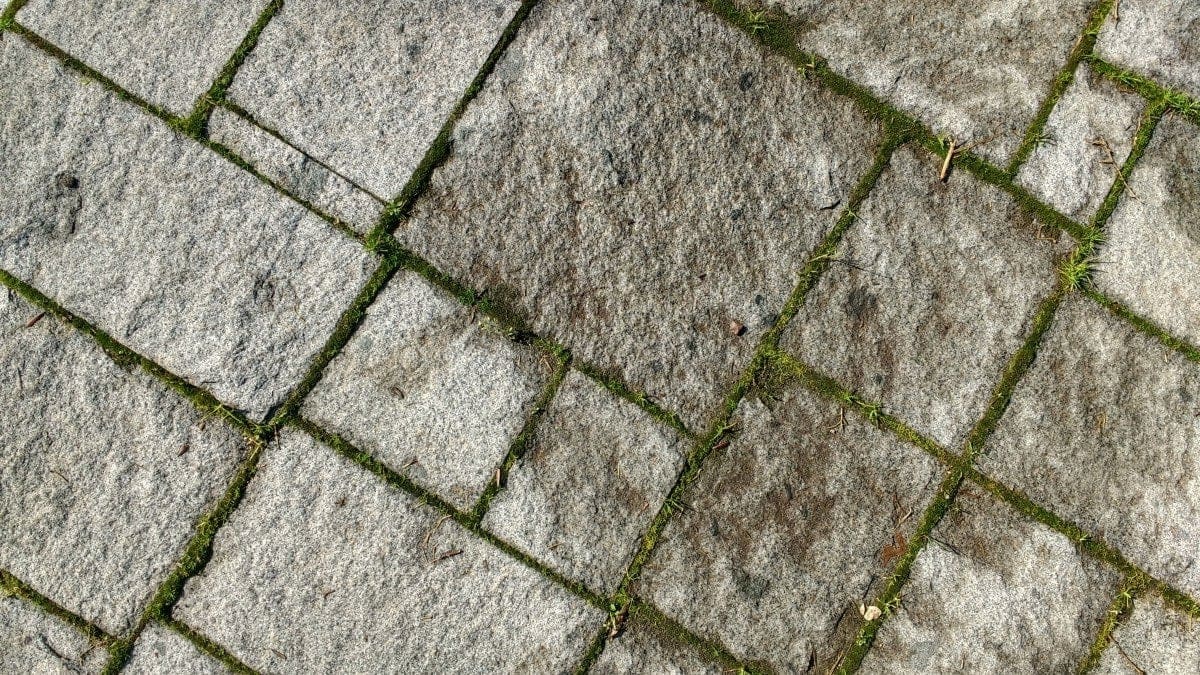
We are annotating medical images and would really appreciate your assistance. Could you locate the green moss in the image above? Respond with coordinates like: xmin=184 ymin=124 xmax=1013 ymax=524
xmin=1089 ymin=97 xmax=1166 ymax=231
xmin=1077 ymin=573 xmax=1146 ymax=673
xmin=1091 ymin=57 xmax=1200 ymax=127
xmin=163 ymin=618 xmax=260 ymax=674
xmin=1086 ymin=290 xmax=1200 ymax=365
xmin=0 ymin=569 xmax=113 ymax=647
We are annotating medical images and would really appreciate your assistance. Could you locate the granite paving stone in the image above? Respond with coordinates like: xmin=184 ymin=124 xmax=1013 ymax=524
xmin=861 ymin=484 xmax=1120 ymax=673
xmin=483 ymin=369 xmax=688 ymax=594
xmin=783 ymin=145 xmax=1071 ymax=449
xmin=174 ymin=430 xmax=602 ymax=673
xmin=771 ymin=0 xmax=1094 ymax=164
xmin=592 ymin=616 xmax=722 ymax=675
xmin=0 ymin=288 xmax=245 ymax=635
xmin=0 ymin=596 xmax=106 ymax=674
xmin=301 ymin=271 xmax=550 ymax=510
xmin=1096 ymin=0 xmax=1200 ymax=99
xmin=402 ymin=0 xmax=883 ymax=431
xmin=980 ymin=295 xmax=1200 ymax=598
xmin=1095 ymin=595 xmax=1200 ymax=674
xmin=638 ymin=386 xmax=942 ymax=672
xmin=1094 ymin=114 xmax=1200 ymax=347
xmin=0 ymin=36 xmax=376 ymax=421
xmin=125 ymin=624 xmax=227 ymax=675
xmin=18 ymin=0 xmax=261 ymax=117
xmin=1015 ymin=66 xmax=1145 ymax=221
xmin=223 ymin=0 xmax=521 ymax=198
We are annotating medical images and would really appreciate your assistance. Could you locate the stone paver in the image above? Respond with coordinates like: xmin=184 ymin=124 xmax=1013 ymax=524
xmin=1096 ymin=0 xmax=1200 ymax=99
xmin=483 ymin=369 xmax=688 ymax=594
xmin=403 ymin=0 xmax=882 ymax=430
xmin=1095 ymin=114 xmax=1200 ymax=347
xmin=224 ymin=0 xmax=521 ymax=198
xmin=980 ymin=295 xmax=1200 ymax=598
xmin=783 ymin=145 xmax=1070 ymax=449
xmin=1095 ymin=595 xmax=1200 ymax=674
xmin=0 ymin=596 xmax=106 ymax=674
xmin=175 ymin=430 xmax=602 ymax=672
xmin=0 ymin=37 xmax=375 ymax=421
xmin=639 ymin=386 xmax=942 ymax=672
xmin=592 ymin=617 xmax=722 ymax=675
xmin=1015 ymin=66 xmax=1145 ymax=221
xmin=302 ymin=271 xmax=550 ymax=511
xmin=0 ymin=289 xmax=244 ymax=634
xmin=862 ymin=484 xmax=1120 ymax=673
xmin=125 ymin=624 xmax=227 ymax=675
xmin=774 ymin=0 xmax=1094 ymax=163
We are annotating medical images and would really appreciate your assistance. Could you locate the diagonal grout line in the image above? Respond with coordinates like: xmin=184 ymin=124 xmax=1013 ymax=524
xmin=1085 ymin=289 xmax=1200 ymax=364
xmin=162 ymin=617 xmax=260 ymax=675
xmin=1090 ymin=57 xmax=1200 ymax=128
xmin=0 ymin=0 xmax=26 ymax=29
xmin=1078 ymin=572 xmax=1148 ymax=673
xmin=1 ymin=569 xmax=115 ymax=648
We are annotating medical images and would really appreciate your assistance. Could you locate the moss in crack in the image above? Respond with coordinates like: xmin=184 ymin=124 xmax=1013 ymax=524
xmin=0 ymin=569 xmax=113 ymax=647
xmin=162 ymin=618 xmax=260 ymax=674
xmin=1089 ymin=97 xmax=1166 ymax=232
xmin=1078 ymin=572 xmax=1147 ymax=673
xmin=1090 ymin=57 xmax=1200 ymax=127
xmin=1085 ymin=289 xmax=1200 ymax=365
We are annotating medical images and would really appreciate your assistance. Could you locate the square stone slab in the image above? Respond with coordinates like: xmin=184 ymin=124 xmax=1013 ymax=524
xmin=1094 ymin=114 xmax=1200 ymax=347
xmin=174 ymin=430 xmax=602 ymax=672
xmin=1096 ymin=0 xmax=1200 ymax=99
xmin=979 ymin=295 xmax=1200 ymax=598
xmin=0 ymin=596 xmax=107 ymax=674
xmin=18 ymin=0 xmax=261 ymax=116
xmin=1015 ymin=66 xmax=1145 ymax=221
xmin=592 ymin=616 xmax=722 ymax=675
xmin=125 ymin=624 xmax=226 ymax=675
xmin=302 ymin=271 xmax=550 ymax=510
xmin=483 ymin=369 xmax=688 ymax=595
xmin=224 ymin=0 xmax=521 ymax=198
xmin=861 ymin=484 xmax=1120 ymax=672
xmin=402 ymin=0 xmax=883 ymax=431
xmin=0 ymin=37 xmax=376 ymax=421
xmin=1095 ymin=595 xmax=1200 ymax=674
xmin=772 ymin=0 xmax=1094 ymax=163
xmin=782 ymin=145 xmax=1069 ymax=449
xmin=638 ymin=386 xmax=942 ymax=671
xmin=0 ymin=289 xmax=245 ymax=634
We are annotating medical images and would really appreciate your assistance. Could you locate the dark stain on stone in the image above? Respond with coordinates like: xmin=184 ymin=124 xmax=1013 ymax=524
xmin=738 ymin=71 xmax=756 ymax=92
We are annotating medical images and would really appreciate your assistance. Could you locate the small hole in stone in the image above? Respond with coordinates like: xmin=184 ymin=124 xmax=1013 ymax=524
xmin=55 ymin=173 xmax=79 ymax=190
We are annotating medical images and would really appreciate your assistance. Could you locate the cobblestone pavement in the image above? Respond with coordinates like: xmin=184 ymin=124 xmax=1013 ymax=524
xmin=2 ymin=0 xmax=1200 ymax=672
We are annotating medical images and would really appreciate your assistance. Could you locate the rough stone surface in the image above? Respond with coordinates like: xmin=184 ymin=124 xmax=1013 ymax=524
xmin=1095 ymin=114 xmax=1200 ymax=347
xmin=592 ymin=617 xmax=722 ymax=675
xmin=980 ymin=295 xmax=1200 ymax=598
xmin=225 ymin=0 xmax=520 ymax=198
xmin=1095 ymin=595 xmax=1200 ymax=674
xmin=783 ymin=145 xmax=1070 ymax=449
xmin=208 ymin=106 xmax=384 ymax=234
xmin=0 ymin=289 xmax=244 ymax=634
xmin=0 ymin=37 xmax=376 ymax=421
xmin=0 ymin=596 xmax=106 ymax=674
xmin=175 ymin=430 xmax=602 ymax=673
xmin=1096 ymin=0 xmax=1200 ymax=98
xmin=483 ymin=369 xmax=688 ymax=594
xmin=862 ymin=484 xmax=1120 ymax=673
xmin=773 ymin=0 xmax=1094 ymax=164
xmin=1016 ymin=66 xmax=1145 ymax=220
xmin=302 ymin=271 xmax=549 ymax=510
xmin=18 ymin=0 xmax=260 ymax=117
xmin=403 ymin=0 xmax=882 ymax=431
xmin=125 ymin=624 xmax=227 ymax=675
xmin=639 ymin=386 xmax=943 ymax=672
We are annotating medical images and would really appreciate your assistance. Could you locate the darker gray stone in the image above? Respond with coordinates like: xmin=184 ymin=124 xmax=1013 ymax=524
xmin=1096 ymin=0 xmax=1200 ymax=99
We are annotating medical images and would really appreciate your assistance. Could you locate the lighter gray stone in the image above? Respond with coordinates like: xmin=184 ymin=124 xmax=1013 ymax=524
xmin=0 ymin=38 xmax=375 ymax=421
xmin=18 ymin=0 xmax=260 ymax=116
xmin=862 ymin=484 xmax=1120 ymax=673
xmin=1095 ymin=114 xmax=1200 ymax=347
xmin=639 ymin=387 xmax=942 ymax=672
xmin=783 ymin=145 xmax=1070 ymax=449
xmin=980 ymin=295 xmax=1200 ymax=598
xmin=0 ymin=289 xmax=244 ymax=634
xmin=1096 ymin=0 xmax=1200 ymax=98
xmin=0 ymin=596 xmax=106 ymax=674
xmin=483 ymin=369 xmax=688 ymax=594
xmin=208 ymin=106 xmax=384 ymax=234
xmin=302 ymin=271 xmax=549 ymax=510
xmin=175 ymin=430 xmax=602 ymax=672
xmin=773 ymin=0 xmax=1093 ymax=163
xmin=403 ymin=0 xmax=882 ymax=430
xmin=125 ymin=624 xmax=227 ymax=675
xmin=593 ymin=617 xmax=722 ymax=675
xmin=1095 ymin=595 xmax=1200 ymax=674
xmin=1016 ymin=66 xmax=1145 ymax=220
xmin=225 ymin=0 xmax=520 ymax=198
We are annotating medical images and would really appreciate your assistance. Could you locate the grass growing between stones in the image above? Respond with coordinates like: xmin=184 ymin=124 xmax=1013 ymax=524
xmin=1090 ymin=57 xmax=1200 ymax=128
xmin=1077 ymin=572 xmax=1147 ymax=673
xmin=0 ymin=569 xmax=114 ymax=647
xmin=163 ymin=618 xmax=260 ymax=674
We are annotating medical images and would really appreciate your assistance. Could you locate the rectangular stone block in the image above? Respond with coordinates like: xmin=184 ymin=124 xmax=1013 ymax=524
xmin=0 ymin=596 xmax=106 ymax=674
xmin=1095 ymin=595 xmax=1200 ymax=674
xmin=301 ymin=271 xmax=551 ymax=510
xmin=979 ymin=295 xmax=1200 ymax=598
xmin=403 ymin=0 xmax=883 ymax=430
xmin=175 ymin=430 xmax=602 ymax=672
xmin=18 ymin=0 xmax=261 ymax=116
xmin=125 ymin=623 xmax=227 ymax=675
xmin=0 ymin=37 xmax=376 ymax=421
xmin=0 ymin=289 xmax=245 ymax=634
xmin=224 ymin=0 xmax=522 ymax=197
xmin=1096 ymin=0 xmax=1200 ymax=99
